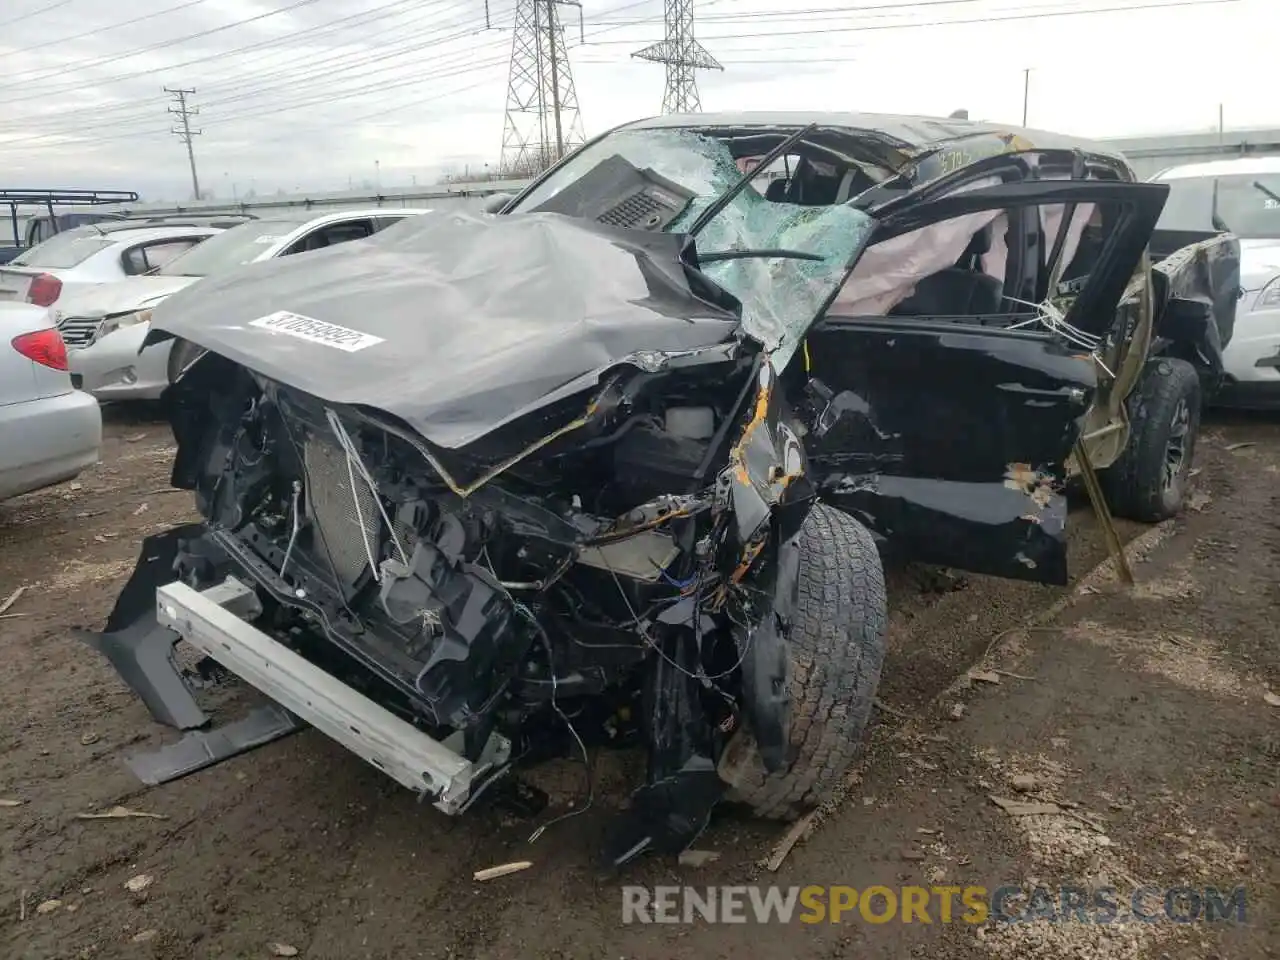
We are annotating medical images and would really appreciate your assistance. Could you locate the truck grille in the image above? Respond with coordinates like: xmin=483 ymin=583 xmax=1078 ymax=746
xmin=57 ymin=316 xmax=102 ymax=347
xmin=303 ymin=436 xmax=382 ymax=587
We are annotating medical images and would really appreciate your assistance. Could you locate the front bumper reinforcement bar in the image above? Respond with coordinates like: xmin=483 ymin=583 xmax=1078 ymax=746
xmin=153 ymin=577 xmax=508 ymax=814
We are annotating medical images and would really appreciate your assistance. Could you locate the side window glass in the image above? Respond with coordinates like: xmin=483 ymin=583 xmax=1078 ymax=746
xmin=373 ymin=216 xmax=406 ymax=233
xmin=282 ymin=220 xmax=374 ymax=255
xmin=281 ymin=230 xmax=318 ymax=256
xmin=121 ymin=239 xmax=201 ymax=275
xmin=122 ymin=246 xmax=149 ymax=276
xmin=318 ymin=219 xmax=375 ymax=246
xmin=144 ymin=239 xmax=200 ymax=270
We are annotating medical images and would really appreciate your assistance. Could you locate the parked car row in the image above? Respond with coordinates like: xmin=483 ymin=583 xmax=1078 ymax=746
xmin=1 ymin=208 xmax=432 ymax=501
xmin=61 ymin=208 xmax=428 ymax=401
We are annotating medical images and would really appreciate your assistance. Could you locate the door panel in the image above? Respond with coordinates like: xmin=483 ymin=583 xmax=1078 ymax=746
xmin=804 ymin=319 xmax=1095 ymax=584
xmin=807 ymin=176 xmax=1172 ymax=585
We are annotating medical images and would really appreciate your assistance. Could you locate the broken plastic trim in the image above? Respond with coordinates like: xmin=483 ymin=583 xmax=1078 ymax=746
xmin=723 ymin=360 xmax=808 ymax=545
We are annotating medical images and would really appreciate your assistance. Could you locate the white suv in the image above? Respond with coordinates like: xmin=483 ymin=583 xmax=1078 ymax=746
xmin=1153 ymin=157 xmax=1280 ymax=409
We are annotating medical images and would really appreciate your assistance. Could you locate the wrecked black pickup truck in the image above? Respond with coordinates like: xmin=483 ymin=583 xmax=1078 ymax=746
xmin=83 ymin=112 xmax=1239 ymax=867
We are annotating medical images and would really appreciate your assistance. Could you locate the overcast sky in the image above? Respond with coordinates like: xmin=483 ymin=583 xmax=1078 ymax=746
xmin=0 ymin=0 xmax=1270 ymax=200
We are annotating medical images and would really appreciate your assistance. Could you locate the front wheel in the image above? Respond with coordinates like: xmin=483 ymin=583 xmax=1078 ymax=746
xmin=1102 ymin=357 xmax=1202 ymax=523
xmin=719 ymin=503 xmax=888 ymax=820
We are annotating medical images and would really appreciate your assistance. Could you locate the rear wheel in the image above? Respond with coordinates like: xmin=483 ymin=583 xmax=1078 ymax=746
xmin=166 ymin=337 xmax=205 ymax=385
xmin=1102 ymin=358 xmax=1202 ymax=522
xmin=719 ymin=503 xmax=888 ymax=820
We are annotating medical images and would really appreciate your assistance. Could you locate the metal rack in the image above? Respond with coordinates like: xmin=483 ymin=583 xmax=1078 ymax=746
xmin=1 ymin=188 xmax=140 ymax=247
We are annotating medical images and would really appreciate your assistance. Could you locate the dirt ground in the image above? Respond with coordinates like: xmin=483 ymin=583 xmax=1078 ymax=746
xmin=1 ymin=405 xmax=1276 ymax=960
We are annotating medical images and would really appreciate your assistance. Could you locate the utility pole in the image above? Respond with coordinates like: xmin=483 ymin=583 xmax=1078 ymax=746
xmin=499 ymin=0 xmax=585 ymax=176
xmin=1021 ymin=68 xmax=1030 ymax=127
xmin=165 ymin=87 xmax=203 ymax=200
xmin=632 ymin=0 xmax=721 ymax=114
xmin=546 ymin=0 xmax=564 ymax=160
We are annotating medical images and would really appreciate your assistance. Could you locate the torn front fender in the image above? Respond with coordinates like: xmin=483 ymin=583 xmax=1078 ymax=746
xmin=1149 ymin=232 xmax=1241 ymax=373
xmin=721 ymin=359 xmax=814 ymax=549
xmin=715 ymin=361 xmax=816 ymax=772
xmin=733 ymin=502 xmax=810 ymax=773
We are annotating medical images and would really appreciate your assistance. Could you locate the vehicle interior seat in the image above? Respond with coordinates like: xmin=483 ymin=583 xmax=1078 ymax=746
xmin=889 ymin=226 xmax=1004 ymax=317
xmin=784 ymin=159 xmax=841 ymax=205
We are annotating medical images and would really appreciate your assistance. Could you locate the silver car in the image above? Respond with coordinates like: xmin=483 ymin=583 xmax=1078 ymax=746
xmin=0 ymin=302 xmax=101 ymax=500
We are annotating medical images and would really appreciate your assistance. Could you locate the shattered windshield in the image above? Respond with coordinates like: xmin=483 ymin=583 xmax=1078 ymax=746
xmin=509 ymin=128 xmax=874 ymax=370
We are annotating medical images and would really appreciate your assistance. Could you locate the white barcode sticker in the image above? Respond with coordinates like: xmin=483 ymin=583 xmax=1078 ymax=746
xmin=248 ymin=310 xmax=383 ymax=352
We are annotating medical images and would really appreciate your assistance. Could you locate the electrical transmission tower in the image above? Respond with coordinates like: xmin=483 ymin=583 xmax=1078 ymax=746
xmin=165 ymin=86 xmax=203 ymax=200
xmin=632 ymin=0 xmax=721 ymax=114
xmin=499 ymin=0 xmax=586 ymax=177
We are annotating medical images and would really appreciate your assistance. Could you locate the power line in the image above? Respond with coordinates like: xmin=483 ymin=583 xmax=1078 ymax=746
xmin=0 ymin=0 xmax=655 ymax=125
xmin=595 ymin=0 xmax=1020 ymax=25
xmin=166 ymin=86 xmax=203 ymax=200
xmin=0 ymin=51 xmax=514 ymax=152
xmin=0 ymin=0 xmax=657 ymax=153
xmin=632 ymin=0 xmax=721 ymax=113
xmin=0 ymin=0 xmax=457 ymax=102
xmin=0 ymin=0 xmax=219 ymax=59
xmin=8 ymin=0 xmax=1232 ymax=158
xmin=0 ymin=11 xmax=502 ymax=136
xmin=0 ymin=0 xmax=329 ymax=92
xmin=0 ymin=0 xmax=76 ymax=30
xmin=582 ymin=0 xmax=1243 ymax=43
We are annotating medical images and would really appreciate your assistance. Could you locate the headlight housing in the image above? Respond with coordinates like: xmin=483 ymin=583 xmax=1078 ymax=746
xmin=97 ymin=307 xmax=153 ymax=341
xmin=1255 ymin=278 xmax=1280 ymax=310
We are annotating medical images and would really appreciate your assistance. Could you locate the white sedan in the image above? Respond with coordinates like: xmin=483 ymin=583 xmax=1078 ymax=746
xmin=0 ymin=219 xmax=238 ymax=310
xmin=0 ymin=303 xmax=101 ymax=501
xmin=63 ymin=208 xmax=429 ymax=401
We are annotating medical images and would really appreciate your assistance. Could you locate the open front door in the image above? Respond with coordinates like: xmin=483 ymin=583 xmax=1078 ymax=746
xmin=804 ymin=178 xmax=1170 ymax=585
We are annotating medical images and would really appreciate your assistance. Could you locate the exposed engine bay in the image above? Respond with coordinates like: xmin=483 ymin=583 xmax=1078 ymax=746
xmin=128 ymin=340 xmax=819 ymax=864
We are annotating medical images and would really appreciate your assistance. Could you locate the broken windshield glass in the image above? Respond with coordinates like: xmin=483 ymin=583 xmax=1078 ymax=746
xmin=513 ymin=128 xmax=874 ymax=371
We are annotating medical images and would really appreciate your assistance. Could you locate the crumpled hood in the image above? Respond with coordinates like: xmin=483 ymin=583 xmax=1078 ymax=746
xmin=148 ymin=209 xmax=742 ymax=449
xmin=1238 ymin=237 xmax=1280 ymax=292
xmin=55 ymin=275 xmax=199 ymax=319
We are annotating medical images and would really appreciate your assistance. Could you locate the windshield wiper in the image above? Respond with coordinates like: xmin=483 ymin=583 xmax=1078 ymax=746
xmin=1253 ymin=180 xmax=1280 ymax=207
xmin=698 ymin=248 xmax=825 ymax=264
xmin=685 ymin=122 xmax=819 ymax=237
xmin=1210 ymin=178 xmax=1230 ymax=233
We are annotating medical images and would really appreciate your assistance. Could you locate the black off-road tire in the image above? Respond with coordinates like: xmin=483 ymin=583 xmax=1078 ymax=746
xmin=1101 ymin=357 xmax=1202 ymax=523
xmin=720 ymin=503 xmax=888 ymax=820
xmin=166 ymin=337 xmax=205 ymax=385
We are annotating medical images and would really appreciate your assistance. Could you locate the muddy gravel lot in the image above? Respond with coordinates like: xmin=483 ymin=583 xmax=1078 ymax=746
xmin=1 ymin=405 xmax=1276 ymax=960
